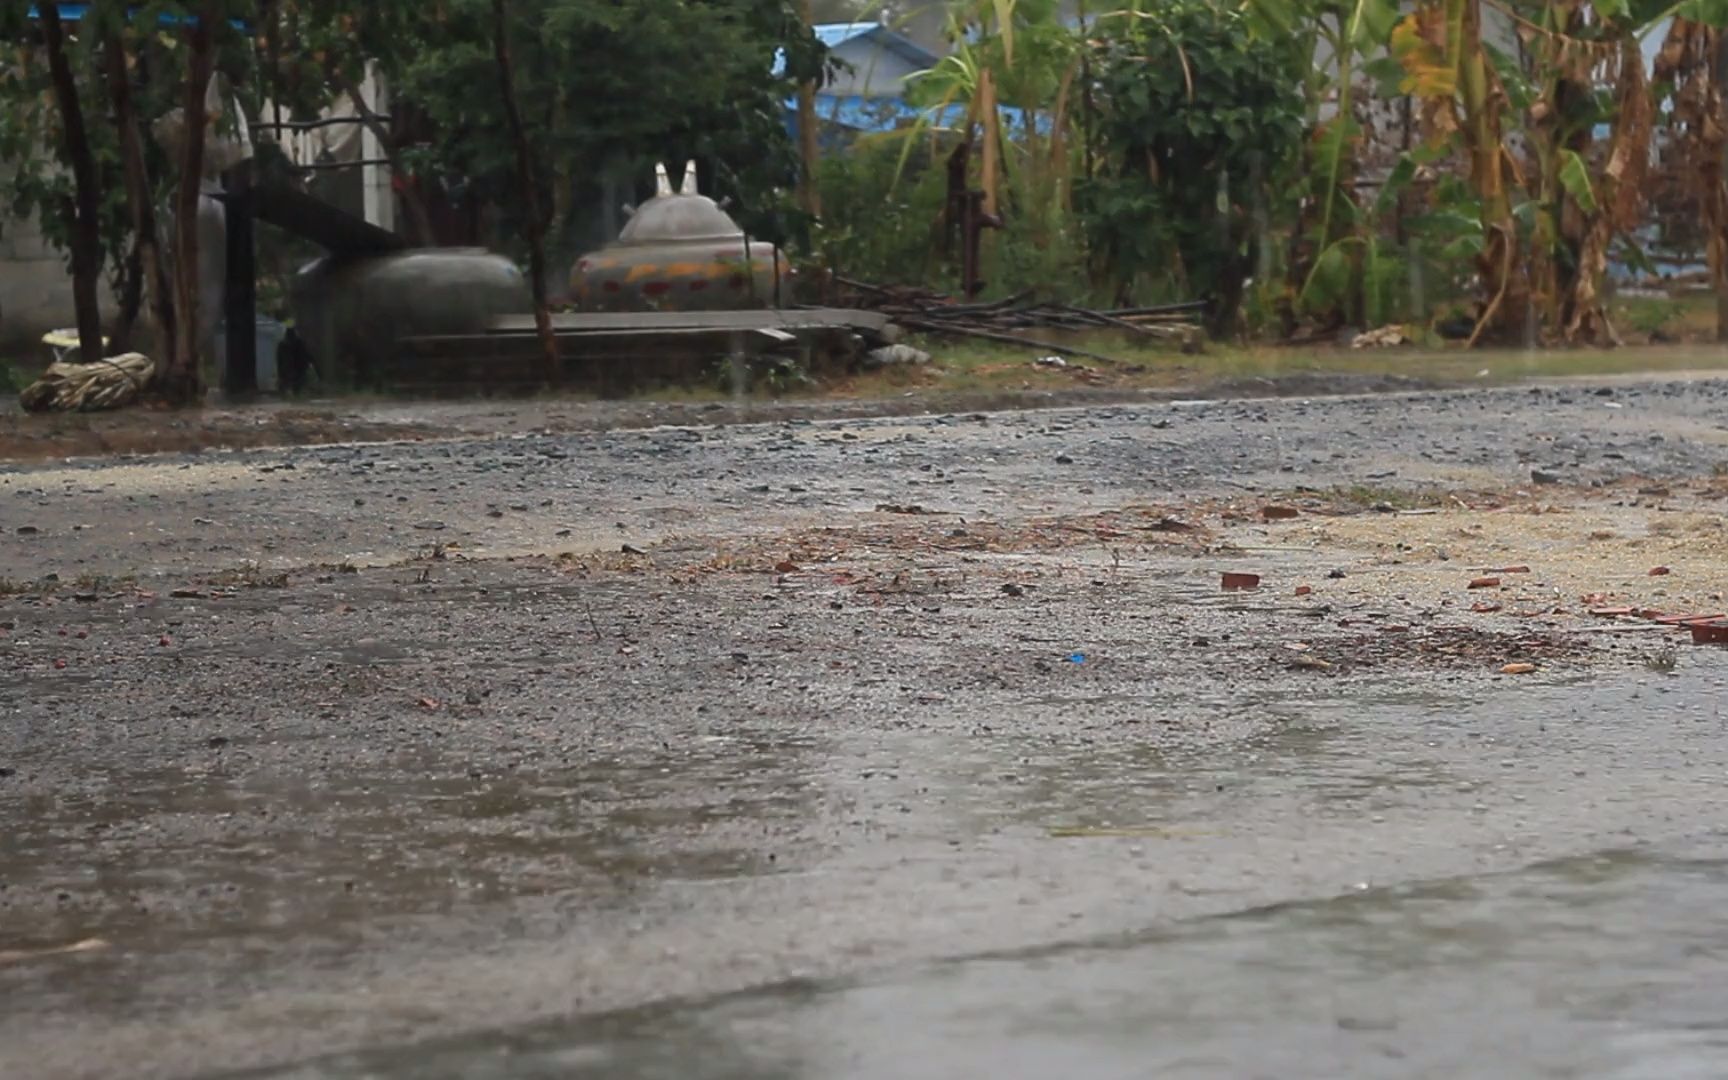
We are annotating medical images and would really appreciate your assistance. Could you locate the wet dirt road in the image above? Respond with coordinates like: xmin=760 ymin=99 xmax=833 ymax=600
xmin=6 ymin=378 xmax=1728 ymax=1078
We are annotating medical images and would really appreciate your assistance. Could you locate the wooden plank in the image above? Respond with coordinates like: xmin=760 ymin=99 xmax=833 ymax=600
xmin=401 ymin=326 xmax=793 ymax=348
xmin=486 ymin=307 xmax=888 ymax=335
xmin=245 ymin=181 xmax=408 ymax=257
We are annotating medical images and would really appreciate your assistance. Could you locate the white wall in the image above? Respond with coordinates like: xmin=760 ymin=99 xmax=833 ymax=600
xmin=0 ymin=209 xmax=104 ymax=358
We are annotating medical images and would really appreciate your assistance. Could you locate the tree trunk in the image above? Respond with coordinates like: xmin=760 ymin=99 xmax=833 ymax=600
xmin=796 ymin=0 xmax=821 ymax=217
xmin=112 ymin=242 xmax=144 ymax=353
xmin=1455 ymin=0 xmax=1529 ymax=346
xmin=1564 ymin=34 xmax=1649 ymax=345
xmin=1657 ymin=20 xmax=1728 ymax=343
xmin=1526 ymin=1 xmax=1592 ymax=337
xmin=105 ymin=33 xmax=176 ymax=367
xmin=167 ymin=4 xmax=219 ymax=404
xmin=978 ymin=68 xmax=1001 ymax=218
xmin=491 ymin=0 xmax=559 ymax=385
xmin=37 ymin=3 xmax=105 ymax=363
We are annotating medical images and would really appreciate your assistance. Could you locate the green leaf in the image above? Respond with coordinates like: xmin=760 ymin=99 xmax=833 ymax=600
xmin=993 ymin=0 xmax=1017 ymax=64
xmin=1299 ymin=237 xmax=1359 ymax=310
xmin=1243 ymin=0 xmax=1298 ymax=38
xmin=1440 ymin=234 xmax=1486 ymax=262
xmin=1557 ymin=149 xmax=1599 ymax=214
xmin=1677 ymin=0 xmax=1728 ymax=26
xmin=1614 ymin=234 xmax=1660 ymax=278
xmin=1362 ymin=55 xmax=1408 ymax=98
xmin=1404 ymin=207 xmax=1481 ymax=239
xmin=1482 ymin=43 xmax=1534 ymax=111
xmin=1354 ymin=0 xmax=1400 ymax=48
xmin=1373 ymin=155 xmax=1418 ymax=215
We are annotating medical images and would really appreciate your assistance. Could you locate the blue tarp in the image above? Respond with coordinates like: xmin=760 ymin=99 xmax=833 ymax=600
xmin=784 ymin=92 xmax=1036 ymax=139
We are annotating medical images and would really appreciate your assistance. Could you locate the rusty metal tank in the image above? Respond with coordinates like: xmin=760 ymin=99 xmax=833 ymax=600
xmin=569 ymin=161 xmax=791 ymax=312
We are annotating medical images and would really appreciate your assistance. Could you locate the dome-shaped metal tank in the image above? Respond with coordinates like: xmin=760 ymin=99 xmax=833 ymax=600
xmin=292 ymin=249 xmax=530 ymax=383
xmin=569 ymin=162 xmax=791 ymax=312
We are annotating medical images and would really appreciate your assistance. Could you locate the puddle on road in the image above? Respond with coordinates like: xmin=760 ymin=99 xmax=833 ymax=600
xmin=10 ymin=667 xmax=1728 ymax=1076
xmin=0 ymin=742 xmax=822 ymax=959
xmin=255 ymin=841 xmax=1728 ymax=1080
xmin=844 ymin=687 xmax=1469 ymax=841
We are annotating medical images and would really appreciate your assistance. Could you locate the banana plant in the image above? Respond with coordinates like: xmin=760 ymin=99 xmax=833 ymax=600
xmin=1244 ymin=0 xmax=1400 ymax=326
xmin=1655 ymin=4 xmax=1728 ymax=339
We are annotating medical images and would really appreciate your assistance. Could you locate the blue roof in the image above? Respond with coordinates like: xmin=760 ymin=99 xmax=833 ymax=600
xmin=812 ymin=22 xmax=940 ymax=68
xmin=26 ymin=4 xmax=250 ymax=28
xmin=773 ymin=22 xmax=939 ymax=78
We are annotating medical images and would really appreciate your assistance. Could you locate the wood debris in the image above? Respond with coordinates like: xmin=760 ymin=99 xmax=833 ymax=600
xmin=833 ymin=277 xmax=1204 ymax=365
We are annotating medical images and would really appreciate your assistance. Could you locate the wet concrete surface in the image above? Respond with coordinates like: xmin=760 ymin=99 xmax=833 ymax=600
xmin=5 ymin=378 xmax=1728 ymax=582
xmin=281 ymin=843 xmax=1728 ymax=1080
xmin=5 ymin=378 xmax=1728 ymax=1077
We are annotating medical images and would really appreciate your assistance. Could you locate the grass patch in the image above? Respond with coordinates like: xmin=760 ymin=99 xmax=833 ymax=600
xmin=206 ymin=563 xmax=290 ymax=589
xmin=873 ymin=332 xmax=1728 ymax=399
xmin=1612 ymin=291 xmax=1721 ymax=342
xmin=0 ymin=571 xmax=139 ymax=597
xmin=1320 ymin=485 xmax=1453 ymax=512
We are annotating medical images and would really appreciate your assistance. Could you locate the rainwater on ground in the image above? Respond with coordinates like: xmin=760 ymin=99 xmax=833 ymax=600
xmin=257 ymin=846 xmax=1728 ymax=1080
xmin=12 ymin=380 xmax=1728 ymax=1078
xmin=11 ymin=660 xmax=1728 ymax=1079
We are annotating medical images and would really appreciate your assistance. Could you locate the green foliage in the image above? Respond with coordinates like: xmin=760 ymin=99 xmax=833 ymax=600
xmin=1556 ymin=149 xmax=1599 ymax=214
xmin=0 ymin=10 xmax=131 ymax=286
xmin=814 ymin=133 xmax=949 ymax=284
xmin=813 ymin=129 xmax=1089 ymax=298
xmin=10 ymin=0 xmax=1719 ymax=358
xmin=3 ymin=0 xmax=821 ymax=336
xmin=1622 ymin=296 xmax=1683 ymax=336
xmin=367 ymin=0 xmax=822 ymax=252
xmin=1076 ymin=0 xmax=1305 ymax=330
